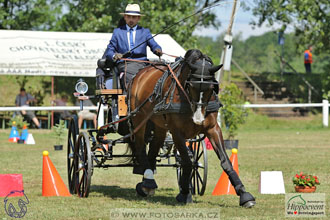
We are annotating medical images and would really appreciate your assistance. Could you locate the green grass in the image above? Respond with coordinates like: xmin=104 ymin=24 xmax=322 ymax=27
xmin=0 ymin=116 xmax=329 ymax=219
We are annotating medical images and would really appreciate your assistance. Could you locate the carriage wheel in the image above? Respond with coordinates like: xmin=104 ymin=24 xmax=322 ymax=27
xmin=176 ymin=135 xmax=208 ymax=196
xmin=67 ymin=115 xmax=79 ymax=194
xmin=75 ymin=132 xmax=92 ymax=197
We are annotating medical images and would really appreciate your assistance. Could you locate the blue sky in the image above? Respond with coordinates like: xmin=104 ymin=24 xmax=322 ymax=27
xmin=193 ymin=0 xmax=282 ymax=40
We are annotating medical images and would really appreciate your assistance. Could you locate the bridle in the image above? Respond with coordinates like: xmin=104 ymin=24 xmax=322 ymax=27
xmin=184 ymin=58 xmax=218 ymax=109
xmin=186 ymin=58 xmax=217 ymax=85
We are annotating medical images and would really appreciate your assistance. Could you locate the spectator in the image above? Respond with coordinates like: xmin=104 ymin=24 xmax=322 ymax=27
xmin=304 ymin=45 xmax=313 ymax=74
xmin=76 ymin=99 xmax=97 ymax=129
xmin=14 ymin=87 xmax=41 ymax=128
xmin=54 ymin=95 xmax=72 ymax=124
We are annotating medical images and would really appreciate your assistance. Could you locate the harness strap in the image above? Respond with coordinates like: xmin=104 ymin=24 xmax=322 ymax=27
xmin=201 ymin=58 xmax=205 ymax=84
xmin=167 ymin=64 xmax=192 ymax=106
xmin=97 ymin=57 xmax=186 ymax=144
xmin=120 ymin=109 xmax=155 ymax=142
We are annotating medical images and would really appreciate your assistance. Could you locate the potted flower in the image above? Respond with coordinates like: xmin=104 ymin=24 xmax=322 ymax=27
xmin=219 ymin=83 xmax=248 ymax=149
xmin=53 ymin=120 xmax=66 ymax=150
xmin=292 ymin=172 xmax=320 ymax=193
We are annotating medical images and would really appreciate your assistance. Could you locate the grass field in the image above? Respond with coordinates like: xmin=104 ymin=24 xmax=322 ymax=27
xmin=0 ymin=113 xmax=329 ymax=220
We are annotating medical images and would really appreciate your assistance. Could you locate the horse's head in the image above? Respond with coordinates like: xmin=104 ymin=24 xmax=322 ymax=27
xmin=183 ymin=49 xmax=222 ymax=125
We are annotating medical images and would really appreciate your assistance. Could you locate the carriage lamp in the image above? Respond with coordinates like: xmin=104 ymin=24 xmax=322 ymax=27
xmin=75 ymin=79 xmax=88 ymax=95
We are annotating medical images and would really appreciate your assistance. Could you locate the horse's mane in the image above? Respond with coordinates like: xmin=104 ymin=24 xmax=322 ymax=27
xmin=184 ymin=49 xmax=213 ymax=65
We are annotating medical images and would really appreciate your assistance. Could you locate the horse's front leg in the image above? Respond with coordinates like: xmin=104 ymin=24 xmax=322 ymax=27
xmin=207 ymin=124 xmax=256 ymax=208
xmin=171 ymin=131 xmax=193 ymax=204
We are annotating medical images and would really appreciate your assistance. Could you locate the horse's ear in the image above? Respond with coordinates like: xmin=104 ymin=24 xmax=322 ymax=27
xmin=209 ymin=64 xmax=223 ymax=73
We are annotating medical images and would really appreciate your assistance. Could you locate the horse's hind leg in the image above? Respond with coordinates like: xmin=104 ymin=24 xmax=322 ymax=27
xmin=135 ymin=125 xmax=167 ymax=197
xmin=207 ymin=125 xmax=256 ymax=208
xmin=132 ymin=124 xmax=158 ymax=197
xmin=147 ymin=125 xmax=167 ymax=173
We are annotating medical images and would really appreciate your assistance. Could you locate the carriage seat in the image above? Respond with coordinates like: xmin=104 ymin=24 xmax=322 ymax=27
xmin=96 ymin=58 xmax=121 ymax=90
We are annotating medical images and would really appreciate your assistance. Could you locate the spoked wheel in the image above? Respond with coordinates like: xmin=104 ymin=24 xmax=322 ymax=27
xmin=75 ymin=131 xmax=92 ymax=197
xmin=176 ymin=135 xmax=208 ymax=196
xmin=67 ymin=115 xmax=79 ymax=194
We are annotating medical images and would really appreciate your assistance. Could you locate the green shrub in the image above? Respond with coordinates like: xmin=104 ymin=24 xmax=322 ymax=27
xmin=220 ymin=83 xmax=248 ymax=139
xmin=52 ymin=120 xmax=67 ymax=145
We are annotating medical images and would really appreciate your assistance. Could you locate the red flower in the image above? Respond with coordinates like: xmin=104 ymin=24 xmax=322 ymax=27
xmin=293 ymin=173 xmax=320 ymax=186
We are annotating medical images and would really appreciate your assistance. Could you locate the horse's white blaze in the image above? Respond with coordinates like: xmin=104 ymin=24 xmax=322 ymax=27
xmin=144 ymin=169 xmax=154 ymax=180
xmin=192 ymin=92 xmax=205 ymax=125
xmin=193 ymin=106 xmax=204 ymax=125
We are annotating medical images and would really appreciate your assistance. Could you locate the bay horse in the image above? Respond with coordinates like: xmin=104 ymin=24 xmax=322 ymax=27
xmin=127 ymin=49 xmax=255 ymax=208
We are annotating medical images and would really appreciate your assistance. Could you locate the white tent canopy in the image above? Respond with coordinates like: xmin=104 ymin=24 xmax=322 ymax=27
xmin=0 ymin=30 xmax=186 ymax=77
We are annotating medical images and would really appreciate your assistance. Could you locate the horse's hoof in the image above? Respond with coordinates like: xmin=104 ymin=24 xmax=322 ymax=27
xmin=142 ymin=179 xmax=158 ymax=189
xmin=142 ymin=187 xmax=155 ymax=196
xmin=242 ymin=200 xmax=256 ymax=208
xmin=176 ymin=193 xmax=193 ymax=204
xmin=239 ymin=192 xmax=256 ymax=208
xmin=136 ymin=182 xmax=147 ymax=197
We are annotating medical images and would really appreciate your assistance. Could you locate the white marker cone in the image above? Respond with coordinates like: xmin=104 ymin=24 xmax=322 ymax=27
xmin=26 ymin=133 xmax=35 ymax=145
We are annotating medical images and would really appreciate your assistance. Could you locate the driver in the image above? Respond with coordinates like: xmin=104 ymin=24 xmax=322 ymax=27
xmin=104 ymin=3 xmax=162 ymax=90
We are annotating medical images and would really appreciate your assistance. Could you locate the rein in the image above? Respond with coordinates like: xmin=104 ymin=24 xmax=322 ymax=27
xmin=167 ymin=64 xmax=192 ymax=107
xmin=120 ymin=51 xmax=179 ymax=63
xmin=162 ymin=52 xmax=179 ymax=58
xmin=120 ymin=58 xmax=158 ymax=64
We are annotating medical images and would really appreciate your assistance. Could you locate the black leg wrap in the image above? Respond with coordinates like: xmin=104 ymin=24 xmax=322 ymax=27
xmin=136 ymin=182 xmax=147 ymax=197
xmin=176 ymin=192 xmax=193 ymax=204
xmin=227 ymin=170 xmax=244 ymax=196
xmin=142 ymin=179 xmax=158 ymax=189
xmin=133 ymin=165 xmax=144 ymax=175
xmin=239 ymin=192 xmax=256 ymax=208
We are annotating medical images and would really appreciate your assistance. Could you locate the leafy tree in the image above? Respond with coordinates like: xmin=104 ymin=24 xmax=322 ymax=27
xmin=248 ymin=0 xmax=330 ymax=54
xmin=246 ymin=0 xmax=330 ymax=100
xmin=0 ymin=0 xmax=63 ymax=30
xmin=53 ymin=0 xmax=123 ymax=32
xmin=54 ymin=0 xmax=221 ymax=48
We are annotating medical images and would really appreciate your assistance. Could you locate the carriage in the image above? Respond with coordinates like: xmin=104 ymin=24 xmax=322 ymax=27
xmin=66 ymin=49 xmax=255 ymax=207
xmin=66 ymin=62 xmax=208 ymax=198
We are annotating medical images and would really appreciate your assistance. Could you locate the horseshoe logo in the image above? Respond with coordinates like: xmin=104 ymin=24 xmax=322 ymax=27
xmin=4 ymin=190 xmax=29 ymax=218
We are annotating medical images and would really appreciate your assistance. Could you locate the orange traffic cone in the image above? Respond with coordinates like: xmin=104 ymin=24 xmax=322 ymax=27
xmin=42 ymin=151 xmax=71 ymax=197
xmin=212 ymin=148 xmax=239 ymax=195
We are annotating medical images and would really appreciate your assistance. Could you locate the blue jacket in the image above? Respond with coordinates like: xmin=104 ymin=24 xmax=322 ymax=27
xmin=105 ymin=25 xmax=161 ymax=61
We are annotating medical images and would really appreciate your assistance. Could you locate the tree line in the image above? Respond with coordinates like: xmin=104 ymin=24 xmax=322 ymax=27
xmin=1 ymin=0 xmax=329 ymax=100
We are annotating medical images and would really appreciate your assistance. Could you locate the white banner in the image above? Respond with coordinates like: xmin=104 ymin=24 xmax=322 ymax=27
xmin=0 ymin=30 xmax=185 ymax=77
